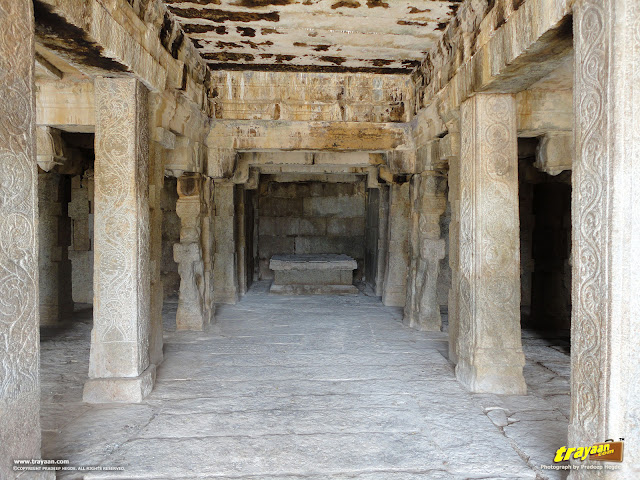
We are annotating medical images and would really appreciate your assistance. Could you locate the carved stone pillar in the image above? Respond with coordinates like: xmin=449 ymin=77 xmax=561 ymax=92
xmin=174 ymin=173 xmax=209 ymax=331
xmin=404 ymin=173 xmax=447 ymax=331
xmin=38 ymin=172 xmax=73 ymax=325
xmin=0 ymin=1 xmax=46 ymax=475
xmin=570 ymin=1 xmax=640 ymax=476
xmin=456 ymin=94 xmax=526 ymax=395
xmin=84 ymin=78 xmax=154 ymax=403
xmin=213 ymin=180 xmax=239 ymax=304
xmin=382 ymin=182 xmax=410 ymax=307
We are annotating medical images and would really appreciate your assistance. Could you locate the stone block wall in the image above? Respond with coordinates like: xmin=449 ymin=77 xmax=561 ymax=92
xmin=257 ymin=177 xmax=366 ymax=281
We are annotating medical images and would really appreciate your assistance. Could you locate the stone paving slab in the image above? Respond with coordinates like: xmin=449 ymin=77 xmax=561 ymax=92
xmin=41 ymin=282 xmax=568 ymax=479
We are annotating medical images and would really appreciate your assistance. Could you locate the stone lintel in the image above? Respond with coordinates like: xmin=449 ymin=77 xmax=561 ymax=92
xmin=83 ymin=365 xmax=156 ymax=403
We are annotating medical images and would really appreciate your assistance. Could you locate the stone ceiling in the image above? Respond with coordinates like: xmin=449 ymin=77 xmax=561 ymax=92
xmin=165 ymin=0 xmax=462 ymax=74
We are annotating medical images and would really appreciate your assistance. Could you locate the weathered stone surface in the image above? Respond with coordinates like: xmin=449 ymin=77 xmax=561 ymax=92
xmin=455 ymin=94 xmax=526 ymax=395
xmin=85 ymin=77 xmax=154 ymax=403
xmin=570 ymin=1 xmax=640 ymax=477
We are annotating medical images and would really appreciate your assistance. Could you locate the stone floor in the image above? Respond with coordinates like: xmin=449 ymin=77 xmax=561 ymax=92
xmin=40 ymin=281 xmax=570 ymax=479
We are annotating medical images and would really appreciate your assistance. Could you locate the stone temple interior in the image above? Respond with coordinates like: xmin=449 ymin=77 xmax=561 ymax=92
xmin=1 ymin=0 xmax=639 ymax=479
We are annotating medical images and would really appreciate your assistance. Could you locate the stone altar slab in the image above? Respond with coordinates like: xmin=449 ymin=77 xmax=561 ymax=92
xmin=269 ymin=254 xmax=358 ymax=295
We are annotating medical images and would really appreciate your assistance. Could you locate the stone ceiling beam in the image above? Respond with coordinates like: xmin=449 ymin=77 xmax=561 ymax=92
xmin=207 ymin=119 xmax=413 ymax=153
xmin=33 ymin=0 xmax=213 ymax=117
xmin=516 ymin=88 xmax=573 ymax=137
xmin=36 ymin=79 xmax=96 ymax=132
xmin=432 ymin=0 xmax=573 ymax=123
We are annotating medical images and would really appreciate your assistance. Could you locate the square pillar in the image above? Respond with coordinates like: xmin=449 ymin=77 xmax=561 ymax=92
xmin=213 ymin=180 xmax=239 ymax=304
xmin=84 ymin=77 xmax=155 ymax=403
xmin=404 ymin=173 xmax=447 ymax=331
xmin=382 ymin=182 xmax=410 ymax=307
xmin=0 ymin=1 xmax=47 ymax=476
xmin=456 ymin=94 xmax=526 ymax=395
xmin=570 ymin=1 xmax=640 ymax=476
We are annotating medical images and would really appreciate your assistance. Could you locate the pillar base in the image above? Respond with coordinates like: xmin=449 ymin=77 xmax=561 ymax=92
xmin=83 ymin=364 xmax=156 ymax=403
xmin=455 ymin=360 xmax=526 ymax=395
xmin=176 ymin=309 xmax=207 ymax=331
xmin=215 ymin=289 xmax=239 ymax=305
xmin=383 ymin=288 xmax=406 ymax=307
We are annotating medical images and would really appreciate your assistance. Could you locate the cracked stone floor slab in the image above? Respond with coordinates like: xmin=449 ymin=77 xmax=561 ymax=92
xmin=40 ymin=281 xmax=569 ymax=479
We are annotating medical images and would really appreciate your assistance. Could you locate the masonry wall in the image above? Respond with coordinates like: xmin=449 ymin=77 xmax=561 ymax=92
xmin=257 ymin=177 xmax=366 ymax=281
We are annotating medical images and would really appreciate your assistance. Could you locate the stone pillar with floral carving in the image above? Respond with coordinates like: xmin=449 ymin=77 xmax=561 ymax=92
xmin=456 ymin=93 xmax=526 ymax=395
xmin=174 ymin=173 xmax=209 ymax=330
xmin=404 ymin=173 xmax=447 ymax=331
xmin=569 ymin=1 xmax=640 ymax=477
xmin=84 ymin=77 xmax=154 ymax=403
xmin=0 ymin=1 xmax=48 ymax=476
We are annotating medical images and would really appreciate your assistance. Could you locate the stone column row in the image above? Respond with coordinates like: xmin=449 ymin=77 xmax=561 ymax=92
xmin=404 ymin=173 xmax=447 ymax=331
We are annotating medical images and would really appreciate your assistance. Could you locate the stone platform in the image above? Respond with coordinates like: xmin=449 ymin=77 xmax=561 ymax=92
xmin=269 ymin=254 xmax=358 ymax=295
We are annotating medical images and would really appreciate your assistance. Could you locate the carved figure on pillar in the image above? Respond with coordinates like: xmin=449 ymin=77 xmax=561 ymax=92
xmin=174 ymin=173 xmax=209 ymax=331
xmin=404 ymin=173 xmax=447 ymax=331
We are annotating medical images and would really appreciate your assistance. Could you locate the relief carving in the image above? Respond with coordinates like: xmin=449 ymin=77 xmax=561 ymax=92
xmin=456 ymin=93 xmax=526 ymax=395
